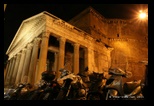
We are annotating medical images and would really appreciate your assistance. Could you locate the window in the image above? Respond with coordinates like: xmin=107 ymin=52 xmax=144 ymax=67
xmin=117 ymin=34 xmax=119 ymax=37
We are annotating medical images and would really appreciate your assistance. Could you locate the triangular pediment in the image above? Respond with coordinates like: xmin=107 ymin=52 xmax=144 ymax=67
xmin=6 ymin=11 xmax=47 ymax=57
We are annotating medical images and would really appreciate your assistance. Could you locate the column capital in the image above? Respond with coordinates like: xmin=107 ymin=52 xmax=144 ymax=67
xmin=42 ymin=31 xmax=50 ymax=38
xmin=16 ymin=53 xmax=21 ymax=61
xmin=22 ymin=48 xmax=27 ymax=52
xmin=15 ymin=53 xmax=21 ymax=59
xmin=21 ymin=48 xmax=27 ymax=55
xmin=17 ymin=52 xmax=21 ymax=56
xmin=13 ymin=55 xmax=17 ymax=58
xmin=59 ymin=37 xmax=66 ymax=42
xmin=58 ymin=37 xmax=66 ymax=46
xmin=8 ymin=56 xmax=13 ymax=61
xmin=73 ymin=43 xmax=80 ymax=47
xmin=34 ymin=37 xmax=41 ymax=41
xmin=34 ymin=37 xmax=41 ymax=45
xmin=27 ymin=43 xmax=33 ymax=50
xmin=54 ymin=52 xmax=58 ymax=55
xmin=6 ymin=59 xmax=10 ymax=63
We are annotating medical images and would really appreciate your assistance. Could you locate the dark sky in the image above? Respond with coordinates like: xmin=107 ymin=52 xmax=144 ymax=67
xmin=4 ymin=4 xmax=148 ymax=63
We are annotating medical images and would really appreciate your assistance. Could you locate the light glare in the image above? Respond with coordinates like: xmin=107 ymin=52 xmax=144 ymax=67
xmin=139 ymin=12 xmax=147 ymax=19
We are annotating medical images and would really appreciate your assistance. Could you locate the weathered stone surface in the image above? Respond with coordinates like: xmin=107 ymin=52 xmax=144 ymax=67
xmin=69 ymin=7 xmax=148 ymax=82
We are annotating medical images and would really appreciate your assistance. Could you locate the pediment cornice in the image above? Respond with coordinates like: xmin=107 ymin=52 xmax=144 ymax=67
xmin=6 ymin=12 xmax=47 ymax=59
xmin=6 ymin=10 xmax=111 ymax=60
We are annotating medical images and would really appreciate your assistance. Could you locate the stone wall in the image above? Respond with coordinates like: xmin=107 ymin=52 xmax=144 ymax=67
xmin=89 ymin=11 xmax=108 ymax=44
xmin=69 ymin=11 xmax=91 ymax=34
xmin=109 ymin=40 xmax=147 ymax=82
xmin=68 ymin=7 xmax=148 ymax=82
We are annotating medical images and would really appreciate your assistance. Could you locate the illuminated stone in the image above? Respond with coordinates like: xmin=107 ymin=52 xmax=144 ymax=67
xmin=4 ymin=7 xmax=147 ymax=88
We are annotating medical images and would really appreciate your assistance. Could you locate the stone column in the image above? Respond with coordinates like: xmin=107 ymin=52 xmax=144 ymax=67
xmin=10 ymin=53 xmax=21 ymax=86
xmin=4 ymin=59 xmax=12 ymax=86
xmin=36 ymin=31 xmax=50 ymax=82
xmin=84 ymin=48 xmax=88 ymax=68
xmin=53 ymin=52 xmax=58 ymax=72
xmin=57 ymin=37 xmax=66 ymax=78
xmin=4 ymin=60 xmax=10 ymax=82
xmin=84 ymin=48 xmax=94 ymax=73
xmin=15 ymin=49 xmax=26 ymax=85
xmin=98 ymin=53 xmax=101 ymax=72
xmin=4 ymin=60 xmax=9 ymax=80
xmin=21 ymin=43 xmax=33 ymax=83
xmin=73 ymin=43 xmax=80 ymax=74
xmin=28 ymin=38 xmax=41 ymax=86
xmin=34 ymin=60 xmax=39 ymax=85
xmin=8 ymin=55 xmax=17 ymax=86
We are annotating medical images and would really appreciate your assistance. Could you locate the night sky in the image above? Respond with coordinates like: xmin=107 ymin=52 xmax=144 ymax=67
xmin=4 ymin=4 xmax=148 ymax=63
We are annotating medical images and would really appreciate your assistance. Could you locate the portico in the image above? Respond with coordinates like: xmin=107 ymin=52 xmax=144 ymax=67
xmin=4 ymin=11 xmax=112 ymax=88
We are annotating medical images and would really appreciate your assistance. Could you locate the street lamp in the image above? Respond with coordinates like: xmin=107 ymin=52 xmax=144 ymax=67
xmin=139 ymin=10 xmax=147 ymax=19
xmin=137 ymin=9 xmax=148 ymax=21
xmin=130 ymin=7 xmax=148 ymax=24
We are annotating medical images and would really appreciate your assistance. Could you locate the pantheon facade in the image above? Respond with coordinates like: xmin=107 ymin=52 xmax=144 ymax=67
xmin=4 ymin=7 xmax=148 ymax=88
xmin=4 ymin=8 xmax=113 ymax=88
